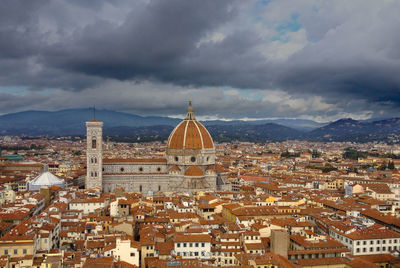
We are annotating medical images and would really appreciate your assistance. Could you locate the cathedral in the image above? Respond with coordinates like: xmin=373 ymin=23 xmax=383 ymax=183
xmin=85 ymin=101 xmax=228 ymax=194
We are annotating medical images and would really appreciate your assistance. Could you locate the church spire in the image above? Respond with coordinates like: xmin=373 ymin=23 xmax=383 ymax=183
xmin=185 ymin=100 xmax=196 ymax=120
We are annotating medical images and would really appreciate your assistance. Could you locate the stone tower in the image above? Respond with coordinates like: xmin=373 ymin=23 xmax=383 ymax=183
xmin=86 ymin=118 xmax=103 ymax=190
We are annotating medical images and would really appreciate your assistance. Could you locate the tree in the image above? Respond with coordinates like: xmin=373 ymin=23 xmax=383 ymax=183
xmin=379 ymin=162 xmax=387 ymax=171
xmin=388 ymin=161 xmax=395 ymax=170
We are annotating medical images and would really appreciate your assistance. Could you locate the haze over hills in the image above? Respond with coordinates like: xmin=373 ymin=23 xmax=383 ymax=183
xmin=0 ymin=108 xmax=400 ymax=143
xmin=307 ymin=118 xmax=400 ymax=142
xmin=0 ymin=108 xmax=324 ymax=135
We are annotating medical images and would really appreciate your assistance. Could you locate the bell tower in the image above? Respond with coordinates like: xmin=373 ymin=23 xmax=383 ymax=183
xmin=86 ymin=114 xmax=103 ymax=190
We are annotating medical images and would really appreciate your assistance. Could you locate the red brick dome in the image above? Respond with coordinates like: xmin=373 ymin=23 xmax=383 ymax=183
xmin=167 ymin=101 xmax=214 ymax=150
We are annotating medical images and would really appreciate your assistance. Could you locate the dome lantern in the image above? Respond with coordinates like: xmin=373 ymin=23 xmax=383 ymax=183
xmin=185 ymin=100 xmax=195 ymax=120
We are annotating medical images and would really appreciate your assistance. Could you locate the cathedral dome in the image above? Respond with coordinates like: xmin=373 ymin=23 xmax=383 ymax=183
xmin=167 ymin=101 xmax=214 ymax=150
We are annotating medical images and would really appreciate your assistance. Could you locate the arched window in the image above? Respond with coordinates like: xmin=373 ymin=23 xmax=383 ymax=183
xmin=92 ymin=139 xmax=97 ymax=149
xmin=94 ymin=172 xmax=97 ymax=177
xmin=158 ymin=185 xmax=161 ymax=191
xmin=139 ymin=185 xmax=142 ymax=192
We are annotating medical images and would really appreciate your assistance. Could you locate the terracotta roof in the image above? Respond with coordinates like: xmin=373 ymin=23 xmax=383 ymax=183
xmin=347 ymin=258 xmax=379 ymax=268
xmin=169 ymin=165 xmax=181 ymax=171
xmin=296 ymin=257 xmax=349 ymax=266
xmin=174 ymin=233 xmax=211 ymax=243
xmin=344 ymin=225 xmax=400 ymax=240
xmin=168 ymin=119 xmax=214 ymax=150
xmin=184 ymin=166 xmax=204 ymax=177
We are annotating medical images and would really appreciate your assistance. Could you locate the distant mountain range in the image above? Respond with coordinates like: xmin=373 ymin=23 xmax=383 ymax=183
xmin=307 ymin=118 xmax=400 ymax=142
xmin=0 ymin=108 xmax=399 ymax=143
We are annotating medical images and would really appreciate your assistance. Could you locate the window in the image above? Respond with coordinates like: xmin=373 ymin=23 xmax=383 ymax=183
xmin=195 ymin=243 xmax=199 ymax=247
xmin=356 ymin=248 xmax=360 ymax=253
xmin=92 ymin=139 xmax=96 ymax=149
xmin=130 ymin=252 xmax=135 ymax=257
xmin=363 ymin=241 xmax=367 ymax=245
xmin=191 ymin=156 xmax=196 ymax=162
xmin=383 ymin=247 xmax=386 ymax=251
xmin=139 ymin=167 xmax=143 ymax=172
xmin=4 ymin=249 xmax=8 ymax=255
xmin=158 ymin=185 xmax=161 ymax=191
xmin=383 ymin=240 xmax=386 ymax=244
xmin=370 ymin=241 xmax=374 ymax=245
xmin=139 ymin=185 xmax=142 ymax=192
xmin=363 ymin=248 xmax=366 ymax=252
xmin=184 ymin=243 xmax=187 ymax=247
xmin=23 ymin=249 xmax=27 ymax=254
xmin=175 ymin=156 xmax=179 ymax=162
xmin=157 ymin=167 xmax=161 ymax=172
xmin=376 ymin=247 xmax=380 ymax=251
xmin=14 ymin=249 xmax=17 ymax=255
xmin=195 ymin=252 xmax=199 ymax=256
xmin=189 ymin=243 xmax=193 ymax=247
xmin=370 ymin=247 xmax=373 ymax=252
xmin=201 ymin=243 xmax=205 ymax=247
xmin=356 ymin=241 xmax=360 ymax=245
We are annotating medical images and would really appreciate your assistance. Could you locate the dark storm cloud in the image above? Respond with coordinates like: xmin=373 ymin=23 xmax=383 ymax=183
xmin=1 ymin=0 xmax=400 ymax=120
xmin=45 ymin=0 xmax=239 ymax=81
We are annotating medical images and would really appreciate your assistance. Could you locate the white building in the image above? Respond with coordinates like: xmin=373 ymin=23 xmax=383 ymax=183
xmin=68 ymin=198 xmax=108 ymax=215
xmin=104 ymin=238 xmax=140 ymax=266
xmin=329 ymin=224 xmax=400 ymax=255
xmin=28 ymin=168 xmax=66 ymax=191
xmin=174 ymin=233 xmax=212 ymax=259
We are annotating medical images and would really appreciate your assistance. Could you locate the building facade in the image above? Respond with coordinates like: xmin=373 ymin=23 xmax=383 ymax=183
xmin=85 ymin=101 xmax=228 ymax=194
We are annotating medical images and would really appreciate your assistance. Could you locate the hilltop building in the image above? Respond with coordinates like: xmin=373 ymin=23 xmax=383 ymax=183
xmin=86 ymin=101 xmax=229 ymax=194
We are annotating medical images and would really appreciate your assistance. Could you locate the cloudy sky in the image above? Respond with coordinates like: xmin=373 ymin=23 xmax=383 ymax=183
xmin=1 ymin=0 xmax=400 ymax=122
